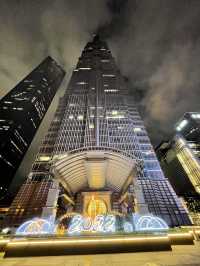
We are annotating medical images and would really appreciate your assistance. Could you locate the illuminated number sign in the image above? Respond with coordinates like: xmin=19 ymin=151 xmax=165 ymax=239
xmin=68 ymin=215 xmax=116 ymax=234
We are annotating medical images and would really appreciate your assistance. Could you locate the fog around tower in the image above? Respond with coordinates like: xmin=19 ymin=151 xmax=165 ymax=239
xmin=0 ymin=0 xmax=200 ymax=147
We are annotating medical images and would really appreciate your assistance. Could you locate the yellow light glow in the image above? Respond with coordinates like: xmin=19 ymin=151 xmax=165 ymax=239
xmin=8 ymin=236 xmax=169 ymax=246
xmin=87 ymin=196 xmax=107 ymax=219
xmin=39 ymin=156 xmax=51 ymax=161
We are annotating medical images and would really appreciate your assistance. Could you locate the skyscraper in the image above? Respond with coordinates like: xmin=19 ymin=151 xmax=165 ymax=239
xmin=175 ymin=112 xmax=200 ymax=194
xmin=0 ymin=56 xmax=65 ymax=202
xmin=5 ymin=36 xmax=190 ymax=228
xmin=157 ymin=112 xmax=200 ymax=196
xmin=156 ymin=113 xmax=200 ymax=225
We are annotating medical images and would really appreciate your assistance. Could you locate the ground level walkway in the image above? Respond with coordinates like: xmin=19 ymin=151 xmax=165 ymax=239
xmin=0 ymin=241 xmax=200 ymax=266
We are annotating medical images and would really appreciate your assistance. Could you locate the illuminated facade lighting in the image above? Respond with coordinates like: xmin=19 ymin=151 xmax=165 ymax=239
xmin=176 ymin=119 xmax=188 ymax=131
xmin=39 ymin=156 xmax=51 ymax=162
xmin=5 ymin=35 xmax=191 ymax=229
xmin=191 ymin=113 xmax=200 ymax=119
xmin=176 ymin=136 xmax=200 ymax=193
xmin=102 ymin=74 xmax=115 ymax=77
xmin=0 ymin=57 xmax=65 ymax=202
xmin=77 ymin=115 xmax=84 ymax=120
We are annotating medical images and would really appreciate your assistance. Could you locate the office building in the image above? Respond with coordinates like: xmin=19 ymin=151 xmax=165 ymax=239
xmin=156 ymin=113 xmax=200 ymax=224
xmin=5 ymin=36 xmax=190 ymax=228
xmin=0 ymin=56 xmax=65 ymax=203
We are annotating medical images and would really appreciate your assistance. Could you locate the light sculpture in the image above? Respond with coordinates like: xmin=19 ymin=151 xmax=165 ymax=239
xmin=135 ymin=215 xmax=169 ymax=231
xmin=16 ymin=218 xmax=55 ymax=235
xmin=123 ymin=222 xmax=133 ymax=233
xmin=68 ymin=214 xmax=116 ymax=234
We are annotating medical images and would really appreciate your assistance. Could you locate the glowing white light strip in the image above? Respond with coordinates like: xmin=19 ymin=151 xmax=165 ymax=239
xmin=79 ymin=67 xmax=91 ymax=70
xmin=102 ymin=74 xmax=115 ymax=77
xmin=176 ymin=119 xmax=188 ymax=131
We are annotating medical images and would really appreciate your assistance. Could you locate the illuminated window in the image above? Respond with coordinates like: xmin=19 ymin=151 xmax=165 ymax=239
xmin=104 ymin=89 xmax=118 ymax=92
xmin=112 ymin=110 xmax=118 ymax=115
xmin=77 ymin=82 xmax=87 ymax=85
xmin=39 ymin=156 xmax=51 ymax=162
xmin=77 ymin=115 xmax=84 ymax=120
xmin=102 ymin=74 xmax=115 ymax=77
xmin=89 ymin=124 xmax=94 ymax=129
xmin=79 ymin=67 xmax=91 ymax=70
xmin=134 ymin=127 xmax=142 ymax=132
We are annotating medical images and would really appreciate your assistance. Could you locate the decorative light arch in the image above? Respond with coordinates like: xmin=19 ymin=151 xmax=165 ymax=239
xmin=135 ymin=215 xmax=169 ymax=231
xmin=16 ymin=218 xmax=55 ymax=235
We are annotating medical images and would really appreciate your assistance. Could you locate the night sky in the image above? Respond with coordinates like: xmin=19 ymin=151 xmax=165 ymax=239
xmin=0 ymin=0 xmax=200 ymax=189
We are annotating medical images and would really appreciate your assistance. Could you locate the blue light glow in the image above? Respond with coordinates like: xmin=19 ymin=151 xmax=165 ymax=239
xmin=134 ymin=215 xmax=169 ymax=231
xmin=16 ymin=218 xmax=55 ymax=235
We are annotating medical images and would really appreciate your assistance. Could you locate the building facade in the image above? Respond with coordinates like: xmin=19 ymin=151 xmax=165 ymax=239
xmin=156 ymin=112 xmax=200 ymax=225
xmin=0 ymin=56 xmax=65 ymax=203
xmin=5 ymin=36 xmax=190 ymax=228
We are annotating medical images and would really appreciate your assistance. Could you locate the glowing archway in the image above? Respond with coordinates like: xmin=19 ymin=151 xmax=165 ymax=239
xmin=135 ymin=215 xmax=169 ymax=231
xmin=16 ymin=218 xmax=55 ymax=235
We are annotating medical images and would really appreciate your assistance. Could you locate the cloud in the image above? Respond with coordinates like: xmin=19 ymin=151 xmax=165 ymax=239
xmin=107 ymin=0 xmax=200 ymax=143
xmin=0 ymin=0 xmax=111 ymax=97
xmin=0 ymin=0 xmax=111 ymax=191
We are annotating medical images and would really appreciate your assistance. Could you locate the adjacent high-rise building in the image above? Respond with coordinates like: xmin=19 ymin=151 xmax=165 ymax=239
xmin=0 ymin=57 xmax=65 ymax=202
xmin=156 ymin=112 xmax=200 ymax=225
xmin=157 ymin=112 xmax=200 ymax=196
xmin=5 ymin=36 xmax=190 ymax=228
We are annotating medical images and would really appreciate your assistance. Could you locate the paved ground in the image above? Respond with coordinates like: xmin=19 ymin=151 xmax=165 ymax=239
xmin=0 ymin=242 xmax=200 ymax=266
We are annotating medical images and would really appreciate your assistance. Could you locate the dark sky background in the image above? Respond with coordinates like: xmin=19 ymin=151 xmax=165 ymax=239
xmin=0 ymin=0 xmax=200 ymax=190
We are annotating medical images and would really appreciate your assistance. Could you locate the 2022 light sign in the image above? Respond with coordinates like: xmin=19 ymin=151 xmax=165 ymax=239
xmin=68 ymin=214 xmax=116 ymax=234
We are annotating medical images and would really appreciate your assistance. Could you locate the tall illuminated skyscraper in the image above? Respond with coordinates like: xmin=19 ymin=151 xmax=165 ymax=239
xmin=5 ymin=36 xmax=190 ymax=227
xmin=0 ymin=57 xmax=65 ymax=203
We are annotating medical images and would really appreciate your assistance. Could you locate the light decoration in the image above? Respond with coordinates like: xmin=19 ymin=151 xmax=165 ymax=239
xmin=123 ymin=222 xmax=133 ymax=233
xmin=68 ymin=214 xmax=116 ymax=234
xmin=176 ymin=119 xmax=188 ymax=131
xmin=134 ymin=215 xmax=169 ymax=231
xmin=16 ymin=218 xmax=55 ymax=235
xmin=79 ymin=67 xmax=91 ymax=70
xmin=15 ymin=214 xmax=168 ymax=235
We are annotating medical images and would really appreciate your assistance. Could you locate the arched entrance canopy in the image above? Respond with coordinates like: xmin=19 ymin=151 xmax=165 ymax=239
xmin=51 ymin=147 xmax=139 ymax=194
